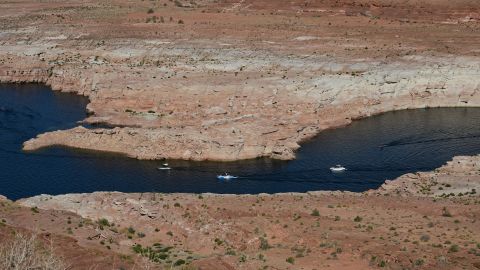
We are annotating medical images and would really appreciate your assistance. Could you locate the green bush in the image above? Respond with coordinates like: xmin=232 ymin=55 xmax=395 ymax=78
xmin=449 ymin=244 xmax=459 ymax=253
xmin=173 ymin=259 xmax=185 ymax=266
xmin=415 ymin=259 xmax=424 ymax=266
xmin=97 ymin=218 xmax=110 ymax=227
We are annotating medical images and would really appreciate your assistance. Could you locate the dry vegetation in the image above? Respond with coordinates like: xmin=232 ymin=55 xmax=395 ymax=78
xmin=0 ymin=232 xmax=67 ymax=270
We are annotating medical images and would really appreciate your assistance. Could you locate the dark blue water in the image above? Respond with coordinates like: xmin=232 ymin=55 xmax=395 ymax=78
xmin=2 ymin=83 xmax=480 ymax=200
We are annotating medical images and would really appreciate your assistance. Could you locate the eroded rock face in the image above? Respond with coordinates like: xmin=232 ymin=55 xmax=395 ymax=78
xmin=1 ymin=0 xmax=480 ymax=161
xmin=374 ymin=155 xmax=480 ymax=197
xmin=15 ymin=54 xmax=480 ymax=161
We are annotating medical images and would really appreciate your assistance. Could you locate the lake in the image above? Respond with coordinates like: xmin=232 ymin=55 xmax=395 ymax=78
xmin=2 ymin=83 xmax=480 ymax=200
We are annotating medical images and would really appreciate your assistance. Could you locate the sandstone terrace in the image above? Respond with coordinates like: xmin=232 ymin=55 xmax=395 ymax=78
xmin=0 ymin=0 xmax=479 ymax=161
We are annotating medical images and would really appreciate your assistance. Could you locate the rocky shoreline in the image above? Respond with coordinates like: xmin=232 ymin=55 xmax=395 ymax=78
xmin=8 ymin=55 xmax=480 ymax=161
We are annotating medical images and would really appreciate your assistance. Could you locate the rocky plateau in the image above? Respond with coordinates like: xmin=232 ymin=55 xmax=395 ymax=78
xmin=1 ymin=0 xmax=480 ymax=269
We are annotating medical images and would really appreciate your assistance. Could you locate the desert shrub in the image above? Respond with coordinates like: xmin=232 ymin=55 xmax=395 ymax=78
xmin=97 ymin=218 xmax=110 ymax=227
xmin=259 ymin=237 xmax=271 ymax=250
xmin=132 ymin=244 xmax=172 ymax=263
xmin=442 ymin=207 xmax=452 ymax=217
xmin=449 ymin=244 xmax=459 ymax=253
xmin=225 ymin=249 xmax=236 ymax=255
xmin=174 ymin=0 xmax=183 ymax=7
xmin=420 ymin=234 xmax=430 ymax=242
xmin=0 ymin=232 xmax=67 ymax=270
xmin=173 ymin=259 xmax=185 ymax=266
xmin=311 ymin=209 xmax=320 ymax=216
xmin=415 ymin=259 xmax=425 ymax=266
xmin=147 ymin=8 xmax=154 ymax=14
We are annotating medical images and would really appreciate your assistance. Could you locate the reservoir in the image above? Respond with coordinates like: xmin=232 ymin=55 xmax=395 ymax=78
xmin=2 ymin=83 xmax=480 ymax=200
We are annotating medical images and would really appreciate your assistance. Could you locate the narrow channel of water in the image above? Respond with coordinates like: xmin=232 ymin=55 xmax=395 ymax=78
xmin=2 ymin=83 xmax=480 ymax=200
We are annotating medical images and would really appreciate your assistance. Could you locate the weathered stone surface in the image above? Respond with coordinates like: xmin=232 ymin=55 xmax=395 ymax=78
xmin=1 ymin=0 xmax=479 ymax=161
xmin=372 ymin=155 xmax=480 ymax=197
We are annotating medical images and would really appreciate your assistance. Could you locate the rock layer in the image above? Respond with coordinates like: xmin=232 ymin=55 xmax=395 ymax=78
xmin=1 ymin=0 xmax=480 ymax=161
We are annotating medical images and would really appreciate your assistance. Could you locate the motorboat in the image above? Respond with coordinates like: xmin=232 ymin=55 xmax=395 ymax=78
xmin=158 ymin=163 xmax=171 ymax=170
xmin=217 ymin=173 xmax=238 ymax=180
xmin=330 ymin=165 xmax=346 ymax=172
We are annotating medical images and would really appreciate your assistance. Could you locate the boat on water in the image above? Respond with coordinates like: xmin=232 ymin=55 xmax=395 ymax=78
xmin=158 ymin=163 xmax=171 ymax=170
xmin=217 ymin=173 xmax=238 ymax=180
xmin=330 ymin=165 xmax=346 ymax=172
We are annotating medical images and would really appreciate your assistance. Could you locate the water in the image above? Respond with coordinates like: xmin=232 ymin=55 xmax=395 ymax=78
xmin=2 ymin=83 xmax=480 ymax=200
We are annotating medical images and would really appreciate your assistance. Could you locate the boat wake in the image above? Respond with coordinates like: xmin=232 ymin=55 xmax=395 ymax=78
xmin=380 ymin=133 xmax=480 ymax=148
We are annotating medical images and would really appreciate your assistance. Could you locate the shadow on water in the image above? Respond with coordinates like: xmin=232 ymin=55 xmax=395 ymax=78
xmin=2 ymin=83 xmax=480 ymax=200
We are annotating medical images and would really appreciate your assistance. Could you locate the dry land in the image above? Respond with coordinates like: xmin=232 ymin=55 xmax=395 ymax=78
xmin=0 ymin=0 xmax=479 ymax=161
xmin=1 ymin=0 xmax=480 ymax=269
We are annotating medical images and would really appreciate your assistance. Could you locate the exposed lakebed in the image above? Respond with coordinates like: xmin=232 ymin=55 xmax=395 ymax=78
xmin=2 ymin=83 xmax=480 ymax=200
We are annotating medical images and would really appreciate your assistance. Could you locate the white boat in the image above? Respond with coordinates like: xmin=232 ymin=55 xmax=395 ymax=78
xmin=217 ymin=173 xmax=238 ymax=180
xmin=330 ymin=165 xmax=346 ymax=172
xmin=158 ymin=163 xmax=171 ymax=170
